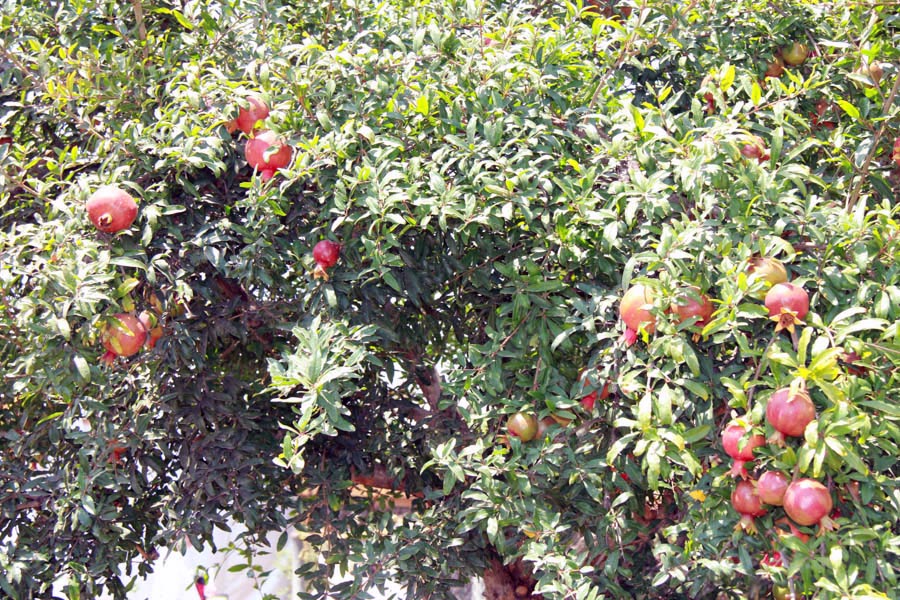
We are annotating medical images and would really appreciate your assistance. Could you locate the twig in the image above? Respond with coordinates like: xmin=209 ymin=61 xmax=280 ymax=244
xmin=131 ymin=0 xmax=149 ymax=61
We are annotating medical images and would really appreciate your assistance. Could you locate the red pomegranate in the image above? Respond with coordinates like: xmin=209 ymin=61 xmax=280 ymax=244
xmin=757 ymin=470 xmax=790 ymax=506
xmin=619 ymin=283 xmax=657 ymax=345
xmin=312 ymin=240 xmax=342 ymax=279
xmin=101 ymin=313 xmax=148 ymax=357
xmin=671 ymin=286 xmax=714 ymax=327
xmin=732 ymin=479 xmax=767 ymax=532
xmin=722 ymin=421 xmax=766 ymax=479
xmin=579 ymin=369 xmax=611 ymax=411
xmin=765 ymin=282 xmax=809 ymax=333
xmin=138 ymin=311 xmax=164 ymax=350
xmin=86 ymin=186 xmax=138 ymax=233
xmin=783 ymin=479 xmax=836 ymax=532
xmin=766 ymin=386 xmax=816 ymax=445
xmin=892 ymin=137 xmax=900 ymax=167
xmin=740 ymin=135 xmax=770 ymax=164
xmin=233 ymin=96 xmax=269 ymax=135
xmin=244 ymin=130 xmax=292 ymax=181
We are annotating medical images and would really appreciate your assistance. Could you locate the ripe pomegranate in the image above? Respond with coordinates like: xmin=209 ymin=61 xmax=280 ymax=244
xmin=138 ymin=311 xmax=164 ymax=350
xmin=781 ymin=42 xmax=809 ymax=66
xmin=732 ymin=479 xmax=767 ymax=532
xmin=757 ymin=470 xmax=790 ymax=506
xmin=579 ymin=372 xmax=611 ymax=412
xmin=840 ymin=350 xmax=869 ymax=376
xmin=766 ymin=386 xmax=816 ymax=445
xmin=671 ymin=286 xmax=714 ymax=327
xmin=86 ymin=186 xmax=138 ymax=233
xmin=783 ymin=479 xmax=836 ymax=532
xmin=233 ymin=96 xmax=269 ymax=135
xmin=740 ymin=135 xmax=770 ymax=164
xmin=760 ymin=550 xmax=783 ymax=568
xmin=312 ymin=240 xmax=342 ymax=280
xmin=892 ymin=137 xmax=900 ymax=167
xmin=507 ymin=412 xmax=538 ymax=442
xmin=101 ymin=313 xmax=148 ymax=357
xmin=764 ymin=56 xmax=785 ymax=78
xmin=244 ymin=130 xmax=292 ymax=181
xmin=619 ymin=283 xmax=657 ymax=345
xmin=722 ymin=421 xmax=765 ymax=479
xmin=765 ymin=282 xmax=809 ymax=333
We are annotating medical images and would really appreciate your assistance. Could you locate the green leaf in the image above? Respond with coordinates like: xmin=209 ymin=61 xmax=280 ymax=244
xmin=836 ymin=99 xmax=860 ymax=119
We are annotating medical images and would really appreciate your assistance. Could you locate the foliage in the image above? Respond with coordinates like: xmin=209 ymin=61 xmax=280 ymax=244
xmin=1 ymin=0 xmax=899 ymax=598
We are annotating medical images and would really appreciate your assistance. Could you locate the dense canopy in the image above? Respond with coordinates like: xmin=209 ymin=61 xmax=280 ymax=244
xmin=1 ymin=1 xmax=899 ymax=598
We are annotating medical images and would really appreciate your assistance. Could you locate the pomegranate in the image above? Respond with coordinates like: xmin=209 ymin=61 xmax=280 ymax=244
xmin=233 ymin=96 xmax=269 ymax=135
xmin=765 ymin=282 xmax=809 ymax=333
xmin=312 ymin=240 xmax=342 ymax=280
xmin=840 ymin=351 xmax=868 ymax=376
xmin=732 ymin=479 xmax=767 ymax=532
xmin=854 ymin=62 xmax=883 ymax=87
xmin=740 ymin=135 xmax=770 ymax=164
xmin=783 ymin=479 xmax=836 ymax=532
xmin=747 ymin=256 xmax=788 ymax=298
xmin=619 ymin=283 xmax=657 ymax=345
xmin=86 ymin=186 xmax=138 ymax=233
xmin=757 ymin=470 xmax=790 ymax=506
xmin=138 ymin=310 xmax=164 ymax=350
xmin=760 ymin=551 xmax=783 ymax=568
xmin=781 ymin=42 xmax=809 ymax=67
xmin=244 ymin=130 xmax=292 ymax=181
xmin=578 ymin=368 xmax=611 ymax=411
xmin=892 ymin=137 xmax=900 ymax=167
xmin=765 ymin=386 xmax=816 ymax=445
xmin=772 ymin=585 xmax=800 ymax=600
xmin=722 ymin=421 xmax=766 ymax=479
xmin=764 ymin=56 xmax=785 ymax=78
xmin=671 ymin=286 xmax=714 ymax=327
xmin=507 ymin=412 xmax=538 ymax=442
xmin=101 ymin=313 xmax=148 ymax=357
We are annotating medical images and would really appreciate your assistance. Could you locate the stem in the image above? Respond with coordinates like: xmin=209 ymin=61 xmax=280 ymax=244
xmin=131 ymin=0 xmax=149 ymax=61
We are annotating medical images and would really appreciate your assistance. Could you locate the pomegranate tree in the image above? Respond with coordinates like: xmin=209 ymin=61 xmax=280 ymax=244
xmin=765 ymin=386 xmax=816 ymax=445
xmin=731 ymin=479 xmax=767 ymax=532
xmin=757 ymin=470 xmax=790 ymax=506
xmin=101 ymin=312 xmax=148 ymax=359
xmin=722 ymin=421 xmax=766 ymax=479
xmin=86 ymin=185 xmax=138 ymax=233
xmin=244 ymin=130 xmax=292 ymax=181
xmin=765 ymin=282 xmax=809 ymax=333
xmin=783 ymin=479 xmax=836 ymax=533
xmin=619 ymin=283 xmax=657 ymax=345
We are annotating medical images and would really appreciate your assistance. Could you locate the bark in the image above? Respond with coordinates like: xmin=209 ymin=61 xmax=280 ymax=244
xmin=482 ymin=556 xmax=540 ymax=600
